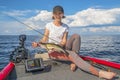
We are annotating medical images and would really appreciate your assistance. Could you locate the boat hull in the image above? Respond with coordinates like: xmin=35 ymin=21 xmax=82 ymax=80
xmin=0 ymin=62 xmax=15 ymax=80
xmin=1 ymin=52 xmax=120 ymax=80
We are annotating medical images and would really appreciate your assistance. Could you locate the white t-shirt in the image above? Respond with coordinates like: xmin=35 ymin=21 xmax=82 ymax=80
xmin=45 ymin=22 xmax=69 ymax=44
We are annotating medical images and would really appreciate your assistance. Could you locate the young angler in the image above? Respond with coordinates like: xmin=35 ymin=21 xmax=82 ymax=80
xmin=32 ymin=5 xmax=116 ymax=79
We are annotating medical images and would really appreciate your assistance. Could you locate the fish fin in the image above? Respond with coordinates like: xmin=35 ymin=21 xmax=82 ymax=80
xmin=65 ymin=51 xmax=69 ymax=56
xmin=60 ymin=50 xmax=69 ymax=56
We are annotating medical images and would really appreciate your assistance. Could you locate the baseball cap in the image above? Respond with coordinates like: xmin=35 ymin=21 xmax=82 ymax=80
xmin=53 ymin=5 xmax=64 ymax=13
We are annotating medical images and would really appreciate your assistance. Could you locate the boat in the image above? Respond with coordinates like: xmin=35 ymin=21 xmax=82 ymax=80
xmin=0 ymin=62 xmax=15 ymax=80
xmin=0 ymin=51 xmax=120 ymax=80
xmin=0 ymin=34 xmax=120 ymax=80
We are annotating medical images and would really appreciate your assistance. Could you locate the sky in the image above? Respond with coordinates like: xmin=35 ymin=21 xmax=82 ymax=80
xmin=0 ymin=0 xmax=120 ymax=35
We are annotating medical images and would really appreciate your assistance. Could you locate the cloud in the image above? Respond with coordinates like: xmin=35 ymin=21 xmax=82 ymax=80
xmin=0 ymin=10 xmax=41 ymax=34
xmin=25 ymin=8 xmax=120 ymax=28
xmin=29 ymin=10 xmax=52 ymax=21
xmin=66 ymin=8 xmax=120 ymax=27
xmin=0 ymin=21 xmax=29 ymax=35
xmin=1 ymin=7 xmax=120 ymax=35
xmin=2 ymin=10 xmax=38 ymax=17
xmin=24 ymin=10 xmax=52 ymax=29
xmin=89 ymin=26 xmax=120 ymax=32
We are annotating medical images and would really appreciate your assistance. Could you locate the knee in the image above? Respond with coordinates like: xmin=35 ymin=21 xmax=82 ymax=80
xmin=72 ymin=34 xmax=81 ymax=39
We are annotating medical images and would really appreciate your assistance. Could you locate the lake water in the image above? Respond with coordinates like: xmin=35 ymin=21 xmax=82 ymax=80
xmin=0 ymin=35 xmax=120 ymax=70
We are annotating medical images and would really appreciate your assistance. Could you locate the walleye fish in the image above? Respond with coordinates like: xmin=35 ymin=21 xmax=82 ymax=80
xmin=39 ymin=43 xmax=69 ymax=56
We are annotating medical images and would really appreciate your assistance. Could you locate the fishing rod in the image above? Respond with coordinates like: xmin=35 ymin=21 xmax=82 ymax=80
xmin=3 ymin=13 xmax=110 ymax=71
xmin=4 ymin=14 xmax=60 ymax=44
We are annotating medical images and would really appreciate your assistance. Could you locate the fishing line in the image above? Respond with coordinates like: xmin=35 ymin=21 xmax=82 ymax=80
xmin=3 ymin=13 xmax=110 ymax=71
xmin=2 ymin=13 xmax=75 ymax=52
xmin=4 ymin=13 xmax=60 ymax=44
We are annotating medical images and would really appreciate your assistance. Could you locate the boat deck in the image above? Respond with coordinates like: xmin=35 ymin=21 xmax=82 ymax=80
xmin=8 ymin=59 xmax=120 ymax=80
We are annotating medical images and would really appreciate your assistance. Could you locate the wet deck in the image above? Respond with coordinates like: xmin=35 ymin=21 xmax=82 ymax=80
xmin=8 ymin=59 xmax=120 ymax=80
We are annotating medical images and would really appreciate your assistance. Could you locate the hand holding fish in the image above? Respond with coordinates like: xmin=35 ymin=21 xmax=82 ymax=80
xmin=32 ymin=42 xmax=69 ymax=56
xmin=32 ymin=42 xmax=40 ymax=48
xmin=40 ymin=43 xmax=69 ymax=56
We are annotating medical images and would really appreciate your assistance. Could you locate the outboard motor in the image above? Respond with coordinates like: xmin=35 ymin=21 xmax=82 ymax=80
xmin=10 ymin=34 xmax=29 ymax=63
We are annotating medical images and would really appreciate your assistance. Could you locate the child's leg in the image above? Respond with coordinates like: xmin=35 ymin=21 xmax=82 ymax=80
xmin=65 ymin=34 xmax=81 ymax=71
xmin=67 ymin=51 xmax=116 ymax=79
xmin=49 ymin=51 xmax=116 ymax=79
xmin=67 ymin=51 xmax=99 ymax=76
xmin=65 ymin=34 xmax=81 ymax=53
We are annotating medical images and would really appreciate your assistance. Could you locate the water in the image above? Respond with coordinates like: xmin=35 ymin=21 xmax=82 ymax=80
xmin=81 ymin=35 xmax=120 ymax=63
xmin=0 ymin=35 xmax=120 ymax=70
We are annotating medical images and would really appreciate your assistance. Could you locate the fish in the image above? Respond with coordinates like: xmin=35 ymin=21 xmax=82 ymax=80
xmin=39 ymin=43 xmax=69 ymax=56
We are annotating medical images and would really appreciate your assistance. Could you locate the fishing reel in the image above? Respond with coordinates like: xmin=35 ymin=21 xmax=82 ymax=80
xmin=10 ymin=34 xmax=29 ymax=63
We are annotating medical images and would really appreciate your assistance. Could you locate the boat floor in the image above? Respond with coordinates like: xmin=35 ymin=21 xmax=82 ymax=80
xmin=8 ymin=60 xmax=120 ymax=80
